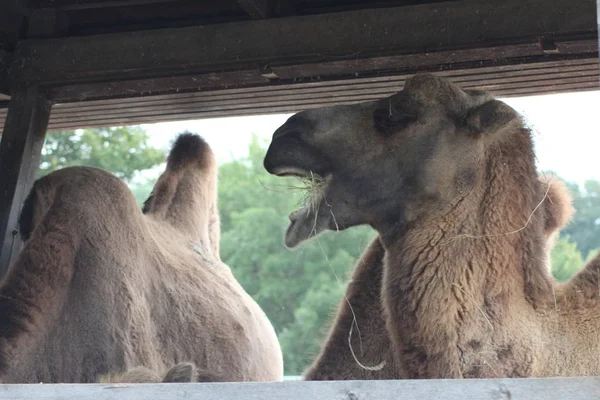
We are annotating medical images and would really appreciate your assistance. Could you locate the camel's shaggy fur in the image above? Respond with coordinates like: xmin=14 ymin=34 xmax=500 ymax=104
xmin=0 ymin=133 xmax=283 ymax=383
xmin=304 ymin=177 xmax=574 ymax=380
xmin=99 ymin=362 xmax=227 ymax=383
xmin=264 ymin=74 xmax=600 ymax=378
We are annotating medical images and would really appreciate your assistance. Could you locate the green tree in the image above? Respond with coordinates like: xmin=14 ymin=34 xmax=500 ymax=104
xmin=218 ymin=135 xmax=375 ymax=375
xmin=40 ymin=127 xmax=165 ymax=183
xmin=562 ymin=179 xmax=600 ymax=258
xmin=550 ymin=235 xmax=586 ymax=282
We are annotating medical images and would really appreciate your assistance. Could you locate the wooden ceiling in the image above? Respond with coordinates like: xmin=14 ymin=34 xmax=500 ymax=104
xmin=0 ymin=0 xmax=598 ymax=131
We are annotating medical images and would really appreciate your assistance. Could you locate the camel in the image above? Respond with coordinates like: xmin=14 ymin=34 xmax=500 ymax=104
xmin=304 ymin=176 xmax=574 ymax=380
xmin=0 ymin=133 xmax=283 ymax=383
xmin=264 ymin=74 xmax=600 ymax=379
xmin=99 ymin=362 xmax=227 ymax=383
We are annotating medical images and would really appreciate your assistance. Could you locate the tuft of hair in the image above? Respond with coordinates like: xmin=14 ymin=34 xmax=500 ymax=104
xmin=162 ymin=362 xmax=228 ymax=383
xmin=539 ymin=174 xmax=575 ymax=236
xmin=98 ymin=362 xmax=227 ymax=384
xmin=98 ymin=367 xmax=161 ymax=384
xmin=141 ymin=190 xmax=154 ymax=214
xmin=166 ymin=132 xmax=212 ymax=171
xmin=162 ymin=362 xmax=197 ymax=383
xmin=195 ymin=369 xmax=229 ymax=382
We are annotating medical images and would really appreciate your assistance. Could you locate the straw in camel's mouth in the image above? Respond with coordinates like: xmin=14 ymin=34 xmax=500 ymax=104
xmin=269 ymin=165 xmax=335 ymax=248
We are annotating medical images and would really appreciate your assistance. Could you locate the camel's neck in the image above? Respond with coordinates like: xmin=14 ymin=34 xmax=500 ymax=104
xmin=382 ymin=129 xmax=553 ymax=313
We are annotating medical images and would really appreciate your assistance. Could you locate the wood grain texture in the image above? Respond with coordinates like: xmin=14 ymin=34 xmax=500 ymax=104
xmin=11 ymin=0 xmax=597 ymax=86
xmin=0 ymin=377 xmax=599 ymax=399
xmin=0 ymin=85 xmax=51 ymax=277
xmin=0 ymin=58 xmax=598 ymax=131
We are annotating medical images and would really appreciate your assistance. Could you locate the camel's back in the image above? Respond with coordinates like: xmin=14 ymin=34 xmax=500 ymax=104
xmin=4 ymin=223 xmax=282 ymax=383
xmin=135 ymin=223 xmax=283 ymax=381
xmin=3 ymin=247 xmax=145 ymax=383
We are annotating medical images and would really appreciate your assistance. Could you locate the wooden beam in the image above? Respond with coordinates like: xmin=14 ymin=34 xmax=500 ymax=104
xmin=1 ymin=57 xmax=597 ymax=131
xmin=24 ymin=40 xmax=593 ymax=103
xmin=10 ymin=0 xmax=597 ymax=92
xmin=0 ymin=50 xmax=13 ymax=95
xmin=236 ymin=0 xmax=270 ymax=19
xmin=0 ymin=85 xmax=51 ymax=278
xmin=0 ymin=0 xmax=25 ymax=49
xmin=0 ymin=377 xmax=599 ymax=399
xmin=597 ymin=0 xmax=600 ymax=57
xmin=29 ymin=0 xmax=181 ymax=10
xmin=25 ymin=8 xmax=70 ymax=38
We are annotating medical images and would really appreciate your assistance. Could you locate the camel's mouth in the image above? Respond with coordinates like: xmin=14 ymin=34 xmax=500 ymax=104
xmin=264 ymin=133 xmax=337 ymax=248
xmin=271 ymin=166 xmax=318 ymax=178
xmin=279 ymin=170 xmax=335 ymax=249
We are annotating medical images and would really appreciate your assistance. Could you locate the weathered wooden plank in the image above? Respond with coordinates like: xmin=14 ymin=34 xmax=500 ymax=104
xmin=42 ymin=50 xmax=599 ymax=103
xmin=598 ymin=0 xmax=600 ymax=57
xmin=11 ymin=0 xmax=597 ymax=89
xmin=0 ymin=377 xmax=599 ymax=399
xmin=269 ymin=39 xmax=599 ymax=80
xmin=0 ymin=58 xmax=598 ymax=132
xmin=30 ymin=0 xmax=183 ymax=9
xmin=43 ymin=74 xmax=600 ymax=124
xmin=0 ymin=0 xmax=26 ymax=51
xmin=0 ymin=50 xmax=12 ymax=96
xmin=46 ymin=69 xmax=270 ymax=103
xmin=46 ymin=64 xmax=600 ymax=115
xmin=236 ymin=0 xmax=270 ymax=19
xmin=0 ymin=79 xmax=598 ymax=132
xmin=20 ymin=84 xmax=600 ymax=131
xmin=38 ymin=58 xmax=600 ymax=122
xmin=0 ymin=85 xmax=52 ymax=278
xmin=25 ymin=8 xmax=70 ymax=39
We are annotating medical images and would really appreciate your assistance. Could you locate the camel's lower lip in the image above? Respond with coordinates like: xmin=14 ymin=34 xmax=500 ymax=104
xmin=288 ymin=207 xmax=308 ymax=222
xmin=272 ymin=166 xmax=311 ymax=178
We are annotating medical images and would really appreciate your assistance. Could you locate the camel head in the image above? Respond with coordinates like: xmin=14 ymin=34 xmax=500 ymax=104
xmin=264 ymin=74 xmax=521 ymax=248
xmin=142 ymin=132 xmax=221 ymax=258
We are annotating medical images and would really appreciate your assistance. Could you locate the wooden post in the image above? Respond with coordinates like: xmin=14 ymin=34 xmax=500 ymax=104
xmin=597 ymin=0 xmax=600 ymax=57
xmin=0 ymin=85 xmax=52 ymax=278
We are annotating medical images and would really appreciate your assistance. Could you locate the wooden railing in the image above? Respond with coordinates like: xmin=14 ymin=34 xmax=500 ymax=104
xmin=0 ymin=377 xmax=598 ymax=399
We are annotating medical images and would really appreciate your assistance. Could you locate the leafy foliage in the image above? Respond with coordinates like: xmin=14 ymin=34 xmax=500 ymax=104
xmin=550 ymin=235 xmax=585 ymax=282
xmin=561 ymin=180 xmax=600 ymax=258
xmin=218 ymin=136 xmax=375 ymax=373
xmin=40 ymin=127 xmax=165 ymax=183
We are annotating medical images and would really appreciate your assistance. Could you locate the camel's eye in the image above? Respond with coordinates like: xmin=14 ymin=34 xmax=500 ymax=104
xmin=373 ymin=107 xmax=417 ymax=137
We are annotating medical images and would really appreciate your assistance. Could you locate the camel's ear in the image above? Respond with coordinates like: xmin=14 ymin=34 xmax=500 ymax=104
xmin=464 ymin=100 xmax=518 ymax=137
xmin=162 ymin=363 xmax=196 ymax=383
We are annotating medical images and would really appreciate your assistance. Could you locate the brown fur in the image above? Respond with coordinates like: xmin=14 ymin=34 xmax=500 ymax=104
xmin=264 ymin=74 xmax=600 ymax=379
xmin=0 ymin=133 xmax=283 ymax=383
xmin=304 ymin=178 xmax=574 ymax=380
xmin=99 ymin=362 xmax=227 ymax=383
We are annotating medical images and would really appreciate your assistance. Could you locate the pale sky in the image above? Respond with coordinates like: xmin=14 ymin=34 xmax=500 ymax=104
xmin=142 ymin=90 xmax=600 ymax=187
